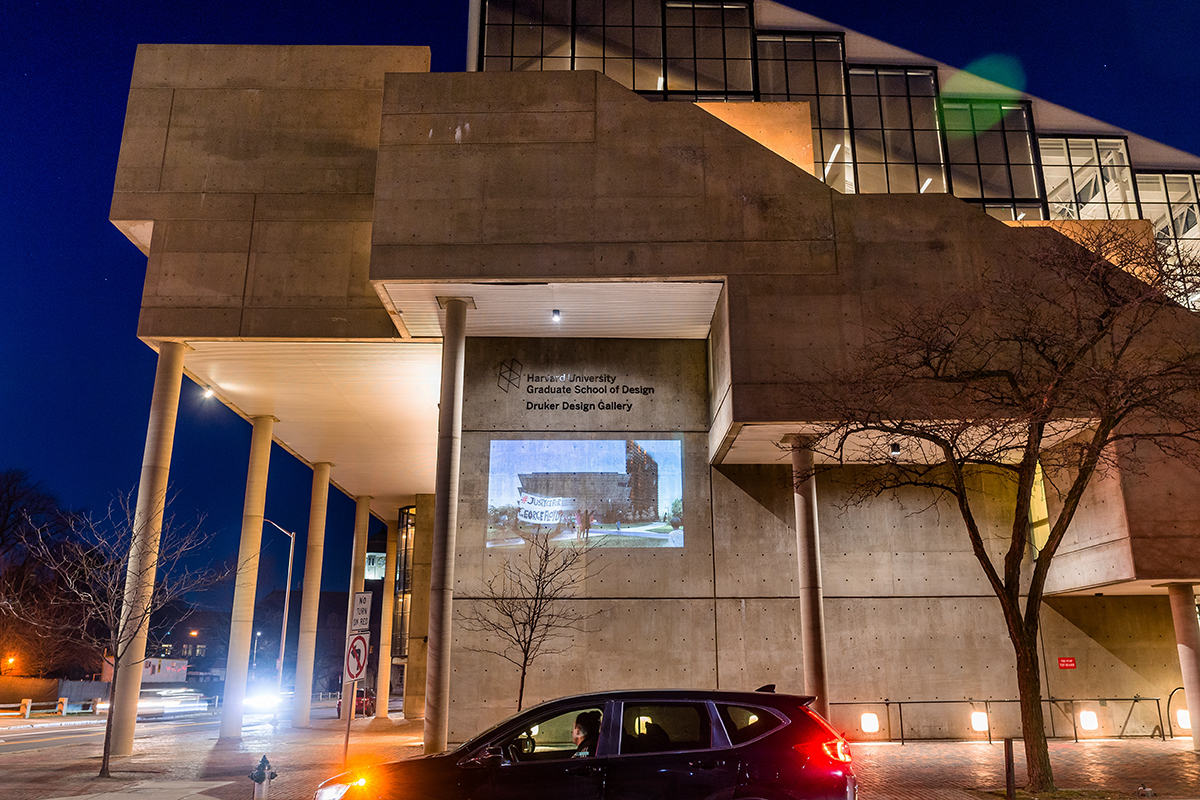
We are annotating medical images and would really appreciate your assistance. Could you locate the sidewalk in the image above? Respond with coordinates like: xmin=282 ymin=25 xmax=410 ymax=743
xmin=0 ymin=712 xmax=423 ymax=800
xmin=2 ymin=712 xmax=1198 ymax=800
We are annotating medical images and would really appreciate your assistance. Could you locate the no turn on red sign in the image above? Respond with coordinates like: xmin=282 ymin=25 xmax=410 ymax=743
xmin=344 ymin=632 xmax=370 ymax=682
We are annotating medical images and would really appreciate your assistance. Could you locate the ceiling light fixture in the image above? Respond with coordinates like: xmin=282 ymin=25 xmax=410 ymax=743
xmin=552 ymin=309 xmax=561 ymax=322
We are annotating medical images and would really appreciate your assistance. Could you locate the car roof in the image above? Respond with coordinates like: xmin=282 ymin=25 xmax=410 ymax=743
xmin=523 ymin=688 xmax=815 ymax=710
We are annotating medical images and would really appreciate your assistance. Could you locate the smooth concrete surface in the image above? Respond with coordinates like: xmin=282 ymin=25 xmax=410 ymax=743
xmin=403 ymin=494 xmax=434 ymax=720
xmin=1168 ymin=583 xmax=1200 ymax=751
xmin=110 ymin=44 xmax=430 ymax=341
xmin=791 ymin=440 xmax=830 ymax=719
xmin=292 ymin=462 xmax=332 ymax=728
xmin=425 ymin=299 xmax=467 ymax=752
xmin=376 ymin=514 xmax=399 ymax=717
xmin=111 ymin=341 xmax=185 ymax=757
xmin=218 ymin=414 xmax=275 ymax=740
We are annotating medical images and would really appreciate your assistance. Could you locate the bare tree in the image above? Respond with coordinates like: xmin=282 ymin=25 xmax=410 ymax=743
xmin=458 ymin=533 xmax=602 ymax=710
xmin=0 ymin=491 xmax=229 ymax=777
xmin=788 ymin=222 xmax=1200 ymax=791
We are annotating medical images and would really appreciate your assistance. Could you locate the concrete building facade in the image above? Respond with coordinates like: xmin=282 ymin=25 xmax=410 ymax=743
xmin=108 ymin=2 xmax=1200 ymax=752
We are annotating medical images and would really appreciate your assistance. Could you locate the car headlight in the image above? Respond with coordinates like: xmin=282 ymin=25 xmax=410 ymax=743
xmin=314 ymin=776 xmax=366 ymax=800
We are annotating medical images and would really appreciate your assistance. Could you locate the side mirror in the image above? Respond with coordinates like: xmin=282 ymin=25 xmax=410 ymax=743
xmin=464 ymin=746 xmax=505 ymax=768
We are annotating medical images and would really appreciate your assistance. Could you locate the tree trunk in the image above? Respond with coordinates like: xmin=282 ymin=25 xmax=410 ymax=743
xmin=517 ymin=663 xmax=527 ymax=712
xmin=1014 ymin=634 xmax=1054 ymax=791
xmin=99 ymin=658 xmax=117 ymax=778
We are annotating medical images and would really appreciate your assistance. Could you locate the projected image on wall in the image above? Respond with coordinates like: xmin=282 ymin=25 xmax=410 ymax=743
xmin=487 ymin=439 xmax=684 ymax=548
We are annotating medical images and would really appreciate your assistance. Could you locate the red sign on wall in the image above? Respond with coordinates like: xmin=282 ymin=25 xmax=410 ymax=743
xmin=1058 ymin=657 xmax=1077 ymax=669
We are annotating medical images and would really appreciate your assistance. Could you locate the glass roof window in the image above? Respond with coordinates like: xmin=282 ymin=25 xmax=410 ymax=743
xmin=849 ymin=66 xmax=945 ymax=196
xmin=756 ymin=32 xmax=851 ymax=192
xmin=1039 ymin=137 xmax=1137 ymax=221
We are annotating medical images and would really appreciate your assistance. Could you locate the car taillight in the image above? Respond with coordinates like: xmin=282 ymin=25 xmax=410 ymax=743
xmin=793 ymin=738 xmax=852 ymax=763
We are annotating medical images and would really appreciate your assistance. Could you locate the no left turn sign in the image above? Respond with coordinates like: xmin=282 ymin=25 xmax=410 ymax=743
xmin=344 ymin=632 xmax=370 ymax=682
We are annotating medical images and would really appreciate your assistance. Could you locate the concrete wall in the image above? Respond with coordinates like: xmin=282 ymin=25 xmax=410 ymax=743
xmin=111 ymin=44 xmax=430 ymax=341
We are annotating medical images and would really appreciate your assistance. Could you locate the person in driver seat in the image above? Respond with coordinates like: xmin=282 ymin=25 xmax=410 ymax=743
xmin=572 ymin=710 xmax=601 ymax=757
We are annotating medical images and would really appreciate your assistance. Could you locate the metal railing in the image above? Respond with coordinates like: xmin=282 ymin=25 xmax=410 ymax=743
xmin=0 ymin=698 xmax=101 ymax=718
xmin=830 ymin=696 xmax=1166 ymax=744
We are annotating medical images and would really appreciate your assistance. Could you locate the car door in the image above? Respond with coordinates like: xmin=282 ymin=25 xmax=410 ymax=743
xmin=603 ymin=701 xmax=739 ymax=800
xmin=462 ymin=703 xmax=607 ymax=800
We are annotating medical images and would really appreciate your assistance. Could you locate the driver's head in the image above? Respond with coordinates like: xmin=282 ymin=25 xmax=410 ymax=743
xmin=572 ymin=710 xmax=602 ymax=744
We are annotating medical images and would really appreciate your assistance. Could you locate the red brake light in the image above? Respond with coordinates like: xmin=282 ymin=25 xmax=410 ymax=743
xmin=823 ymin=739 xmax=852 ymax=763
xmin=794 ymin=737 xmax=852 ymax=763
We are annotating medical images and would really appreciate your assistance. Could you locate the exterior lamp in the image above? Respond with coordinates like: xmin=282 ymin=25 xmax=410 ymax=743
xmin=970 ymin=711 xmax=989 ymax=732
xmin=189 ymin=630 xmax=199 ymax=637
xmin=551 ymin=309 xmax=561 ymax=322
xmin=860 ymin=712 xmax=880 ymax=733
xmin=203 ymin=386 xmax=214 ymax=398
xmin=1079 ymin=710 xmax=1099 ymax=731
xmin=890 ymin=442 xmax=901 ymax=458
xmin=1179 ymin=709 xmax=1191 ymax=730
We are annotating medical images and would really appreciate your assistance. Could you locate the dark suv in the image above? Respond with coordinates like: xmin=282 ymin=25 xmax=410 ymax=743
xmin=313 ymin=688 xmax=855 ymax=800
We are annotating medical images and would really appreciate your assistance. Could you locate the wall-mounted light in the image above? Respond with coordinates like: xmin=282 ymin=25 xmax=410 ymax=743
xmin=890 ymin=442 xmax=901 ymax=458
xmin=860 ymin=712 xmax=880 ymax=733
xmin=1179 ymin=709 xmax=1192 ymax=730
xmin=552 ymin=309 xmax=561 ymax=323
xmin=970 ymin=711 xmax=989 ymax=732
xmin=203 ymin=387 xmax=214 ymax=398
xmin=1079 ymin=710 xmax=1099 ymax=731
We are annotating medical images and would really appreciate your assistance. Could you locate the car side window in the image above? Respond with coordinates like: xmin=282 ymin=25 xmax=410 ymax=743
xmin=498 ymin=706 xmax=603 ymax=763
xmin=715 ymin=704 xmax=784 ymax=745
xmin=620 ymin=703 xmax=711 ymax=755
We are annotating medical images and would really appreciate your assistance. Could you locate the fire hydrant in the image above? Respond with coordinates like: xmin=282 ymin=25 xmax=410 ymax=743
xmin=249 ymin=755 xmax=278 ymax=799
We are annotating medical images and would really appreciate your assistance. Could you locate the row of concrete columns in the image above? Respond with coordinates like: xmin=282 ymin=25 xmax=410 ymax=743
xmin=111 ymin=340 xmax=430 ymax=752
xmin=117 ymin=325 xmax=1200 ymax=754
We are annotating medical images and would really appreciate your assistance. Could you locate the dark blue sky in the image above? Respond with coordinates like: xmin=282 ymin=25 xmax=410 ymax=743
xmin=2 ymin=1 xmax=1197 ymax=600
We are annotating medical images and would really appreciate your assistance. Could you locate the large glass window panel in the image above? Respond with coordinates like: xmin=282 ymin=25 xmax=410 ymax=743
xmin=815 ymin=61 xmax=844 ymax=94
xmin=951 ymin=164 xmax=981 ymax=198
xmin=975 ymin=131 xmax=1006 ymax=164
xmin=981 ymin=164 xmax=1013 ymax=198
xmin=910 ymin=96 xmax=937 ymax=130
xmin=696 ymin=59 xmax=725 ymax=90
xmin=857 ymin=163 xmax=888 ymax=193
xmin=787 ymin=60 xmax=817 ymax=94
xmin=888 ymin=162 xmax=918 ymax=193
xmin=918 ymin=163 xmax=947 ymax=193
xmin=695 ymin=28 xmax=724 ymax=59
xmin=880 ymin=94 xmax=911 ymax=129
xmin=884 ymin=128 xmax=914 ymax=162
xmin=1010 ymin=164 xmax=1039 ymax=199
xmin=852 ymin=95 xmax=881 ymax=128
xmin=914 ymin=130 xmax=943 ymax=164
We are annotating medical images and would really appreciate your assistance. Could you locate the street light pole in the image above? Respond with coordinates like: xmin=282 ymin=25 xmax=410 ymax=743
xmin=263 ymin=519 xmax=297 ymax=697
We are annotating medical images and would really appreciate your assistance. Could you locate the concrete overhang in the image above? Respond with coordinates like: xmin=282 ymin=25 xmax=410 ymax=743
xmin=173 ymin=279 xmax=725 ymax=517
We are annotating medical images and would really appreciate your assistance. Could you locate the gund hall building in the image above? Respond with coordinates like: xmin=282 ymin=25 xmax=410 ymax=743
xmin=105 ymin=0 xmax=1200 ymax=754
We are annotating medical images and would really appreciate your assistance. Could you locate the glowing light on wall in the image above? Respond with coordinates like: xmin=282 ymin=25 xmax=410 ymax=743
xmin=970 ymin=711 xmax=989 ymax=732
xmin=861 ymin=712 xmax=880 ymax=733
xmin=1079 ymin=710 xmax=1099 ymax=730
xmin=1179 ymin=709 xmax=1191 ymax=730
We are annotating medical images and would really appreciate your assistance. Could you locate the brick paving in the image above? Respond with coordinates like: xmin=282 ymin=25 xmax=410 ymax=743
xmin=1 ymin=712 xmax=1198 ymax=800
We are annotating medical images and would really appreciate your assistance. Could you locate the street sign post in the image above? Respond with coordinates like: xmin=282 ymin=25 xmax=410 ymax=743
xmin=344 ymin=632 xmax=370 ymax=682
xmin=350 ymin=591 xmax=372 ymax=631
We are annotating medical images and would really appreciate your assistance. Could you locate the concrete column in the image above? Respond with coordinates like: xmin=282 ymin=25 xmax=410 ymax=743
xmin=110 ymin=341 xmax=185 ymax=757
xmin=291 ymin=462 xmax=332 ymax=727
xmin=1168 ymin=583 xmax=1200 ymax=751
xmin=425 ymin=297 xmax=469 ymax=752
xmin=342 ymin=496 xmax=371 ymax=715
xmin=218 ymin=415 xmax=276 ymax=740
xmin=789 ymin=438 xmax=830 ymax=719
xmin=376 ymin=514 xmax=399 ymax=719
xmin=405 ymin=494 xmax=435 ymax=720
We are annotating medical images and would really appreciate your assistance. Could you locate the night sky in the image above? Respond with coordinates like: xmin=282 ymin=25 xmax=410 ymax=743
xmin=3 ymin=1 xmax=1198 ymax=603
